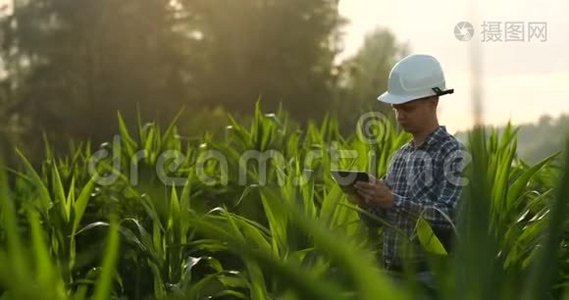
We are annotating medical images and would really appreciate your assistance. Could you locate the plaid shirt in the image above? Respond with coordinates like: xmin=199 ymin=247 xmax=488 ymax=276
xmin=376 ymin=126 xmax=466 ymax=266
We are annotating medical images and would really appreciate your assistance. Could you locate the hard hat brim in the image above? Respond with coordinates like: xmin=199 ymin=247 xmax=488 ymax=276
xmin=377 ymin=91 xmax=427 ymax=105
xmin=377 ymin=88 xmax=453 ymax=105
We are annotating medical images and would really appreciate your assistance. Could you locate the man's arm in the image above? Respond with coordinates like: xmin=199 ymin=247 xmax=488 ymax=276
xmin=392 ymin=179 xmax=461 ymax=228
xmin=355 ymin=144 xmax=467 ymax=226
xmin=393 ymin=145 xmax=466 ymax=227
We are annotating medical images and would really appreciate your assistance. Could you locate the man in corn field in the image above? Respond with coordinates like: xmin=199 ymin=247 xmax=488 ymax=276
xmin=351 ymin=54 xmax=467 ymax=284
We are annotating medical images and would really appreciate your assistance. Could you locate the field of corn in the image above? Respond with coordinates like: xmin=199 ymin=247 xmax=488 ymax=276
xmin=1 ymin=105 xmax=569 ymax=299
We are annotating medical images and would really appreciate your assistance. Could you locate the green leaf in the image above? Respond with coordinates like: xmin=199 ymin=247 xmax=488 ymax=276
xmin=507 ymin=152 xmax=558 ymax=210
xmin=416 ymin=216 xmax=448 ymax=255
xmin=16 ymin=149 xmax=52 ymax=216
xmin=51 ymin=164 xmax=70 ymax=223
xmin=71 ymin=177 xmax=96 ymax=236
xmin=0 ymin=158 xmax=30 ymax=284
xmin=117 ymin=111 xmax=138 ymax=158
xmin=522 ymin=138 xmax=569 ymax=300
xmin=93 ymin=217 xmax=121 ymax=300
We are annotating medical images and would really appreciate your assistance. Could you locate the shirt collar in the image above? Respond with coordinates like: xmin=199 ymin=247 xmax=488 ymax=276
xmin=410 ymin=125 xmax=447 ymax=150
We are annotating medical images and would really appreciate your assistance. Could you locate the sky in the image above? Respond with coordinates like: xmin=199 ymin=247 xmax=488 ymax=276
xmin=338 ymin=0 xmax=569 ymax=132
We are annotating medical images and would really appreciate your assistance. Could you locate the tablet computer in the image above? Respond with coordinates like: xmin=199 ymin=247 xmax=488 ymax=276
xmin=331 ymin=170 xmax=371 ymax=194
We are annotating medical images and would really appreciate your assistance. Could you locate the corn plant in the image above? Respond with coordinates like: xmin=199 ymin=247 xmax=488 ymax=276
xmin=0 ymin=104 xmax=568 ymax=299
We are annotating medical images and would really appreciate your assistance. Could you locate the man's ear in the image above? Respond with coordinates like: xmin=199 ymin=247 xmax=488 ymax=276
xmin=431 ymin=97 xmax=439 ymax=108
xmin=426 ymin=97 xmax=435 ymax=106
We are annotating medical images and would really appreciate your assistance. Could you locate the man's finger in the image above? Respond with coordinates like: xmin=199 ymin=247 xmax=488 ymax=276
xmin=368 ymin=174 xmax=377 ymax=182
xmin=356 ymin=187 xmax=374 ymax=195
xmin=376 ymin=180 xmax=388 ymax=188
xmin=354 ymin=182 xmax=376 ymax=193
xmin=355 ymin=188 xmax=373 ymax=196
xmin=354 ymin=181 xmax=373 ymax=188
xmin=357 ymin=190 xmax=376 ymax=202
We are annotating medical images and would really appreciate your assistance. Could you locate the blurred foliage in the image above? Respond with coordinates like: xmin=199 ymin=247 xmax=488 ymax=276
xmin=516 ymin=114 xmax=569 ymax=164
xmin=181 ymin=0 xmax=345 ymax=120
xmin=456 ymin=114 xmax=569 ymax=164
xmin=334 ymin=28 xmax=408 ymax=127
xmin=0 ymin=0 xmax=410 ymax=165
xmin=1 ymin=107 xmax=568 ymax=299
xmin=2 ymin=0 xmax=189 ymax=136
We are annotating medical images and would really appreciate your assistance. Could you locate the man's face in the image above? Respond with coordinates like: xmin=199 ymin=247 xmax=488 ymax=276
xmin=391 ymin=97 xmax=437 ymax=133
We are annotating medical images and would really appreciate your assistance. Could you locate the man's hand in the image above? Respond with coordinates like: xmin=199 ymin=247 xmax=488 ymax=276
xmin=354 ymin=177 xmax=395 ymax=209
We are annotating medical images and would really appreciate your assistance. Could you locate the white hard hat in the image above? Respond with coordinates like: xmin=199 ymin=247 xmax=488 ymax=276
xmin=377 ymin=54 xmax=453 ymax=105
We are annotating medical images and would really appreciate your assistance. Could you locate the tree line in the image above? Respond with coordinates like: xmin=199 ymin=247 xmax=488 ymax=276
xmin=0 ymin=0 xmax=407 ymax=162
